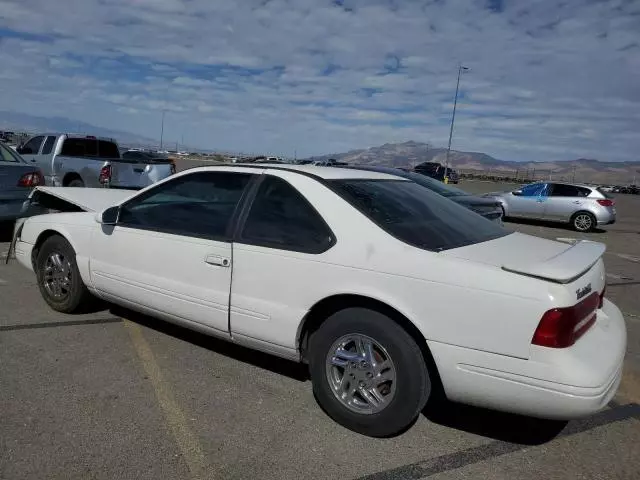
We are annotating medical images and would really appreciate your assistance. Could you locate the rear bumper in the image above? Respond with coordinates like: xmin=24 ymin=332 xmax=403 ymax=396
xmin=429 ymin=298 xmax=626 ymax=420
xmin=595 ymin=208 xmax=616 ymax=225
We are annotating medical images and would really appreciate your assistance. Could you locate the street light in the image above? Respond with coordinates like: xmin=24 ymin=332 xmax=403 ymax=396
xmin=160 ymin=110 xmax=166 ymax=151
xmin=444 ymin=65 xmax=469 ymax=183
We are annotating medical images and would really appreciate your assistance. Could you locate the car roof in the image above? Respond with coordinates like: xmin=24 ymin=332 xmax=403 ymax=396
xmin=217 ymin=163 xmax=407 ymax=180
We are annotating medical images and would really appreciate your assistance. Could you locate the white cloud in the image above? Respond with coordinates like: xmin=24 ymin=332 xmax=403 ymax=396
xmin=0 ymin=0 xmax=638 ymax=161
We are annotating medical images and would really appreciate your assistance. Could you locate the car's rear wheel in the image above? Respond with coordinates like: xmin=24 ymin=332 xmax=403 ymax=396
xmin=36 ymin=235 xmax=93 ymax=313
xmin=308 ymin=307 xmax=430 ymax=437
xmin=67 ymin=178 xmax=84 ymax=188
xmin=571 ymin=211 xmax=596 ymax=232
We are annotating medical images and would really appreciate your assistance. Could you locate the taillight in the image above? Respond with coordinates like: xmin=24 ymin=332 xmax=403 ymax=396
xmin=597 ymin=199 xmax=614 ymax=207
xmin=532 ymin=292 xmax=599 ymax=348
xmin=17 ymin=171 xmax=44 ymax=187
xmin=99 ymin=165 xmax=112 ymax=185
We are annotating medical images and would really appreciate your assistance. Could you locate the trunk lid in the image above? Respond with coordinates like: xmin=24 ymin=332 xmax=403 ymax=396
xmin=110 ymin=158 xmax=174 ymax=189
xmin=443 ymin=232 xmax=605 ymax=284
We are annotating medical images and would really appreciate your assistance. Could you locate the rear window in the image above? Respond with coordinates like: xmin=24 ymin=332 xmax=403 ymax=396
xmin=329 ymin=179 xmax=509 ymax=251
xmin=596 ymin=188 xmax=614 ymax=199
xmin=61 ymin=138 xmax=119 ymax=158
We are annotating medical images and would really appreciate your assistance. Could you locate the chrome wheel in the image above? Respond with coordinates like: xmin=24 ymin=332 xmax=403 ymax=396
xmin=325 ymin=334 xmax=397 ymax=415
xmin=43 ymin=252 xmax=72 ymax=300
xmin=574 ymin=214 xmax=593 ymax=231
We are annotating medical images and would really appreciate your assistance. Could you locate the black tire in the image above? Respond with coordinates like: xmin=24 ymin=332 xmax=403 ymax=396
xmin=570 ymin=211 xmax=596 ymax=232
xmin=36 ymin=235 xmax=93 ymax=313
xmin=309 ymin=307 xmax=430 ymax=437
xmin=67 ymin=178 xmax=84 ymax=188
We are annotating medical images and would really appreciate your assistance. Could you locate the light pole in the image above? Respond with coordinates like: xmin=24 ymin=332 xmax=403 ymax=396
xmin=160 ymin=110 xmax=166 ymax=151
xmin=445 ymin=65 xmax=469 ymax=182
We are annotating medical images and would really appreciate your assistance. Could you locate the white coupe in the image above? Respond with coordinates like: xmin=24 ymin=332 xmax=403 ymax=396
xmin=13 ymin=165 xmax=626 ymax=437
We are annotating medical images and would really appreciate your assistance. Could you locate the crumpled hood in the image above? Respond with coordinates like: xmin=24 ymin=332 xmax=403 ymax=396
xmin=29 ymin=186 xmax=136 ymax=212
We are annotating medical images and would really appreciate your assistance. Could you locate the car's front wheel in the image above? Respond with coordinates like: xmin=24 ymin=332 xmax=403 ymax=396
xmin=309 ymin=307 xmax=431 ymax=437
xmin=36 ymin=235 xmax=94 ymax=313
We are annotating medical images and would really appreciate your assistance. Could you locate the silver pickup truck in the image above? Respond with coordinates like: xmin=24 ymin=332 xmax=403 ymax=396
xmin=16 ymin=133 xmax=175 ymax=189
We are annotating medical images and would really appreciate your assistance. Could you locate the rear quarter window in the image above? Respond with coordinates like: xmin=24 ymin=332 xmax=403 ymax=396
xmin=329 ymin=179 xmax=509 ymax=251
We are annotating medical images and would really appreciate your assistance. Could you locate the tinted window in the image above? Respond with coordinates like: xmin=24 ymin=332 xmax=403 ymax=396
xmin=22 ymin=136 xmax=44 ymax=154
xmin=550 ymin=184 xmax=590 ymax=197
xmin=520 ymin=183 xmax=547 ymax=196
xmin=119 ymin=172 xmax=252 ymax=239
xmin=329 ymin=179 xmax=509 ymax=251
xmin=61 ymin=138 xmax=97 ymax=157
xmin=98 ymin=140 xmax=120 ymax=158
xmin=41 ymin=136 xmax=56 ymax=155
xmin=240 ymin=176 xmax=334 ymax=253
xmin=122 ymin=151 xmax=142 ymax=159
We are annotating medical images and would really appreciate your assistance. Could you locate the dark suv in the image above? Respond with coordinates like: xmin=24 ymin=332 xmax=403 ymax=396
xmin=414 ymin=162 xmax=459 ymax=183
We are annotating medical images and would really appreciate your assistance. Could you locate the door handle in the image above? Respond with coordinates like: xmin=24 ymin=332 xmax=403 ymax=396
xmin=204 ymin=254 xmax=230 ymax=267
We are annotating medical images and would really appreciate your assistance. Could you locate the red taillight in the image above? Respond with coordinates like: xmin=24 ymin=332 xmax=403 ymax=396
xmin=597 ymin=199 xmax=614 ymax=207
xmin=99 ymin=165 xmax=112 ymax=185
xmin=17 ymin=171 xmax=44 ymax=187
xmin=532 ymin=292 xmax=600 ymax=348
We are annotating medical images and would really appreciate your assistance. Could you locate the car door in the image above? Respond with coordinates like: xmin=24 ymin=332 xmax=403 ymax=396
xmin=230 ymin=174 xmax=336 ymax=350
xmin=507 ymin=182 xmax=548 ymax=219
xmin=544 ymin=183 xmax=591 ymax=222
xmin=18 ymin=136 xmax=45 ymax=164
xmin=90 ymin=170 xmax=255 ymax=334
xmin=32 ymin=135 xmax=57 ymax=179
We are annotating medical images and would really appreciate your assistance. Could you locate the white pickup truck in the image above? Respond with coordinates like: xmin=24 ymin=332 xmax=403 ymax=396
xmin=16 ymin=133 xmax=175 ymax=189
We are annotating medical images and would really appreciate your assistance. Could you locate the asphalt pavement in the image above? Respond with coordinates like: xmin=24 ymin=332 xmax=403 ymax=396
xmin=1 ymin=179 xmax=639 ymax=480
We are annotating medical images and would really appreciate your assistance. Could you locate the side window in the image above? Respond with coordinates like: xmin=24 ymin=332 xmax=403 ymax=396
xmin=118 ymin=172 xmax=252 ymax=239
xmin=239 ymin=176 xmax=334 ymax=253
xmin=41 ymin=136 xmax=56 ymax=155
xmin=97 ymin=140 xmax=120 ymax=158
xmin=22 ymin=136 xmax=44 ymax=154
xmin=520 ymin=183 xmax=547 ymax=197
xmin=550 ymin=184 xmax=581 ymax=197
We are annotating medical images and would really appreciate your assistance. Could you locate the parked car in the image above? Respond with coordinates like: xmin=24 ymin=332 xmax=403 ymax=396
xmin=338 ymin=164 xmax=503 ymax=222
xmin=12 ymin=165 xmax=625 ymax=437
xmin=484 ymin=182 xmax=616 ymax=232
xmin=414 ymin=161 xmax=459 ymax=183
xmin=16 ymin=134 xmax=175 ymax=189
xmin=0 ymin=141 xmax=45 ymax=222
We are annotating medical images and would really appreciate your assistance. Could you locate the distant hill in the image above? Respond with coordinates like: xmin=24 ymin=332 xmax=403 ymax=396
xmin=308 ymin=141 xmax=640 ymax=184
xmin=0 ymin=110 xmax=157 ymax=147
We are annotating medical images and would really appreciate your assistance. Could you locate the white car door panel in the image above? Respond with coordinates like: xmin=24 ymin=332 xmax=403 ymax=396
xmin=91 ymin=227 xmax=232 ymax=332
xmin=89 ymin=170 xmax=254 ymax=334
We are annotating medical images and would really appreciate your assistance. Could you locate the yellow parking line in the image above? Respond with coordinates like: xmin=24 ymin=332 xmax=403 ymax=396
xmin=124 ymin=320 xmax=210 ymax=480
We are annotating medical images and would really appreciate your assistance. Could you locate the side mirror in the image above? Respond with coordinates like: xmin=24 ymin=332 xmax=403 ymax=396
xmin=96 ymin=206 xmax=120 ymax=225
xmin=512 ymin=190 xmax=522 ymax=196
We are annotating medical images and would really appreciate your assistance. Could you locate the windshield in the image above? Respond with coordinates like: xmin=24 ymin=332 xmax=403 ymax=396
xmin=329 ymin=179 xmax=509 ymax=251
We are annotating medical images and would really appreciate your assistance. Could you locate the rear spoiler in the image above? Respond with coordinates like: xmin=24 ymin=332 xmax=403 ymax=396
xmin=502 ymin=240 xmax=606 ymax=284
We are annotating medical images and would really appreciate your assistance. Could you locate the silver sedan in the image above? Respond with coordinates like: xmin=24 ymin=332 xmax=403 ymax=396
xmin=484 ymin=182 xmax=616 ymax=232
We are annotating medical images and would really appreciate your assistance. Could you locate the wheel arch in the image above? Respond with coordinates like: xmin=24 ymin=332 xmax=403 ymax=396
xmin=297 ymin=293 xmax=444 ymax=396
xmin=62 ymin=172 xmax=83 ymax=186
xmin=31 ymin=228 xmax=76 ymax=270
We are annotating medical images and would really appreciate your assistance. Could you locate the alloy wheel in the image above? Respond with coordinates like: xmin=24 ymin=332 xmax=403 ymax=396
xmin=325 ymin=334 xmax=397 ymax=415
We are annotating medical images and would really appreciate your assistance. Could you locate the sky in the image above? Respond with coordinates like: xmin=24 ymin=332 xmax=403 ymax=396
xmin=0 ymin=0 xmax=639 ymax=161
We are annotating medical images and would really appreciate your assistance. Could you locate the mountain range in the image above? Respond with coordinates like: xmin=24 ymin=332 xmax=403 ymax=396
xmin=0 ymin=111 xmax=158 ymax=147
xmin=2 ymin=111 xmax=638 ymax=184
xmin=308 ymin=141 xmax=640 ymax=185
